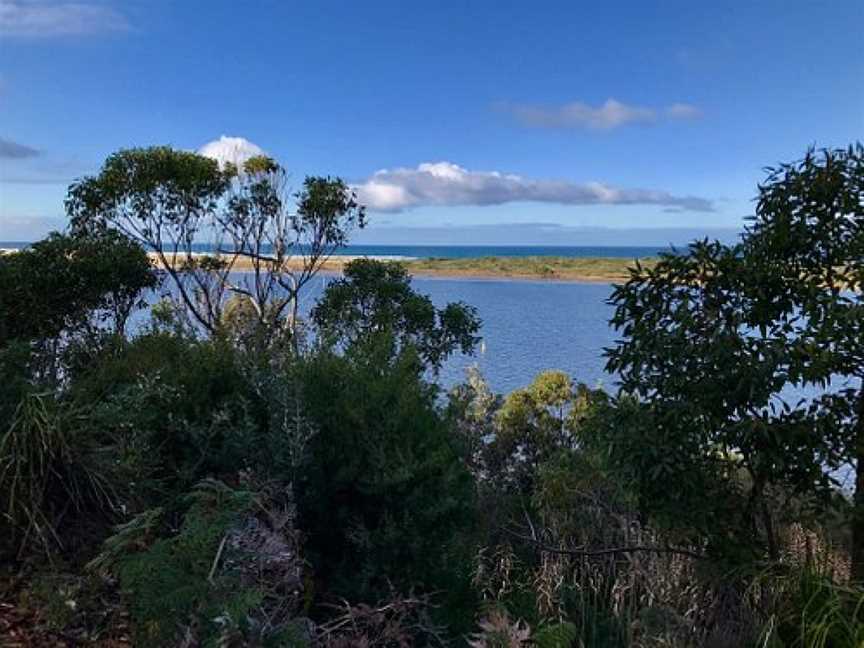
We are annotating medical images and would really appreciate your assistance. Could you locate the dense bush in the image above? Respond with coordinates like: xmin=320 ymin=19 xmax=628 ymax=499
xmin=297 ymin=344 xmax=477 ymax=603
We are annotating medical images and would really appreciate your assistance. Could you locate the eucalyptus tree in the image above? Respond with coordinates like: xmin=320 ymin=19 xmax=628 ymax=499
xmin=605 ymin=145 xmax=863 ymax=575
xmin=311 ymin=258 xmax=481 ymax=371
xmin=66 ymin=146 xmax=365 ymax=338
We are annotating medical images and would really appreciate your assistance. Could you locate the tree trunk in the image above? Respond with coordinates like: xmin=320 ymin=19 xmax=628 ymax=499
xmin=852 ymin=386 xmax=864 ymax=583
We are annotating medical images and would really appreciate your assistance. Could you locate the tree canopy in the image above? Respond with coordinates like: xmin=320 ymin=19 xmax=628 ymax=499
xmin=605 ymin=144 xmax=864 ymax=575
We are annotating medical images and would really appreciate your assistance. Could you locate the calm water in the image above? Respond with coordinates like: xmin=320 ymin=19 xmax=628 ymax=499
xmin=298 ymin=275 xmax=619 ymax=394
xmin=1 ymin=238 xmax=661 ymax=392
xmin=136 ymin=274 xmax=619 ymax=395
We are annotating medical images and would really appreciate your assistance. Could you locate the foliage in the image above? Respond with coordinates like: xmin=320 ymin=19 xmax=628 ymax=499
xmin=69 ymin=332 xmax=262 ymax=502
xmin=745 ymin=143 xmax=864 ymax=580
xmin=604 ymin=146 xmax=863 ymax=569
xmin=531 ymin=621 xmax=579 ymax=648
xmin=296 ymin=344 xmax=477 ymax=605
xmin=756 ymin=567 xmax=864 ymax=648
xmin=0 ymin=229 xmax=156 ymax=346
xmin=482 ymin=370 xmax=607 ymax=493
xmin=312 ymin=258 xmax=481 ymax=370
xmin=6 ymin=143 xmax=863 ymax=646
xmin=467 ymin=609 xmax=531 ymax=647
xmin=90 ymin=478 xmax=306 ymax=647
xmin=316 ymin=592 xmax=447 ymax=647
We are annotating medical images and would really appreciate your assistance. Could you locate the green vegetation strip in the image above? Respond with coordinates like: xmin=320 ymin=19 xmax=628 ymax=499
xmin=402 ymin=255 xmax=656 ymax=282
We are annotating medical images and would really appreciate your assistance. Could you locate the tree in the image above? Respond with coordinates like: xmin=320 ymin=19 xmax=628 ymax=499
xmin=299 ymin=262 xmax=481 ymax=605
xmin=745 ymin=144 xmax=863 ymax=578
xmin=311 ymin=258 xmax=481 ymax=371
xmin=605 ymin=145 xmax=863 ymax=574
xmin=0 ymin=230 xmax=156 ymax=345
xmin=66 ymin=146 xmax=365 ymax=337
xmin=483 ymin=370 xmax=601 ymax=494
xmin=0 ymin=230 xmax=157 ymax=394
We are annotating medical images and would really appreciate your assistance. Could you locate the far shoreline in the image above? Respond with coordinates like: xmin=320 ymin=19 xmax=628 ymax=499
xmin=1 ymin=247 xmax=651 ymax=283
xmin=145 ymin=252 xmax=651 ymax=283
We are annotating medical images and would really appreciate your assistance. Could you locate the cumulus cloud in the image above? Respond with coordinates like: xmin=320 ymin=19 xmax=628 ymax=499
xmin=0 ymin=1 xmax=129 ymax=37
xmin=353 ymin=162 xmax=713 ymax=213
xmin=500 ymin=98 xmax=702 ymax=130
xmin=198 ymin=135 xmax=267 ymax=170
xmin=0 ymin=136 xmax=40 ymax=159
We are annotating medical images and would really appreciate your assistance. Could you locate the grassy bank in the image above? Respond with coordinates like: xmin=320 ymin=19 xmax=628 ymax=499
xmin=147 ymin=252 xmax=653 ymax=283
xmin=402 ymin=255 xmax=653 ymax=282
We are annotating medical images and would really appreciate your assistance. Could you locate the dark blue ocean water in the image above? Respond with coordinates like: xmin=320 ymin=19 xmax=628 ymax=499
xmin=1 ymin=242 xmax=669 ymax=260
xmin=335 ymin=245 xmax=668 ymax=259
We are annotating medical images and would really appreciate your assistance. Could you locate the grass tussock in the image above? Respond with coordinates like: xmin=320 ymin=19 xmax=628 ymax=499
xmin=0 ymin=393 xmax=115 ymax=557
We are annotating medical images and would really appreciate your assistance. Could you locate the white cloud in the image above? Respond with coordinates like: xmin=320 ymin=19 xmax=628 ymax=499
xmin=501 ymin=98 xmax=702 ymax=130
xmin=0 ymin=1 xmax=129 ymax=37
xmin=198 ymin=135 xmax=267 ymax=170
xmin=354 ymin=161 xmax=713 ymax=213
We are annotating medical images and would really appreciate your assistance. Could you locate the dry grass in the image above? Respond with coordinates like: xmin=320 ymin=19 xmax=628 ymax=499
xmin=403 ymin=256 xmax=654 ymax=282
xmin=147 ymin=252 xmax=654 ymax=283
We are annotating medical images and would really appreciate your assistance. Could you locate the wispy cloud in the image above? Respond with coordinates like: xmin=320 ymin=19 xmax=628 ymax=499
xmin=0 ymin=137 xmax=40 ymax=159
xmin=499 ymin=98 xmax=702 ymax=130
xmin=665 ymin=102 xmax=702 ymax=120
xmin=0 ymin=1 xmax=129 ymax=37
xmin=353 ymin=161 xmax=713 ymax=213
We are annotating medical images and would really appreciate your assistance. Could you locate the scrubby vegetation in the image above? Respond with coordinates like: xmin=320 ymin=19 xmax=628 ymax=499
xmin=403 ymin=256 xmax=653 ymax=282
xmin=1 ymin=144 xmax=862 ymax=646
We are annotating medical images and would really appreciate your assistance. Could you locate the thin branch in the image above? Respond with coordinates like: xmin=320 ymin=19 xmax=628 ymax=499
xmin=208 ymin=534 xmax=228 ymax=584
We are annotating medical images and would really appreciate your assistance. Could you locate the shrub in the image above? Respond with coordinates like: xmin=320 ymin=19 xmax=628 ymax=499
xmin=296 ymin=344 xmax=477 ymax=606
xmin=89 ymin=478 xmax=307 ymax=647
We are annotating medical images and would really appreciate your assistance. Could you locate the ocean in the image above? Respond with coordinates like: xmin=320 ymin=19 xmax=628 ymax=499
xmin=329 ymin=245 xmax=669 ymax=260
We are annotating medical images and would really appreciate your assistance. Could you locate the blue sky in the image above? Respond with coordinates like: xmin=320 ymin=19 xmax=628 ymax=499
xmin=1 ymin=0 xmax=862 ymax=244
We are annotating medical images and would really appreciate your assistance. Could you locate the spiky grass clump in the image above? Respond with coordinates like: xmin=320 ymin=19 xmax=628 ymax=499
xmin=0 ymin=393 xmax=114 ymax=556
xmin=756 ymin=568 xmax=864 ymax=648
